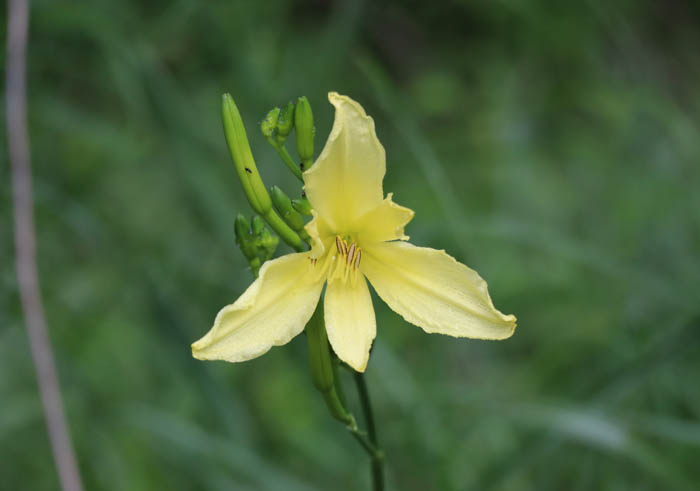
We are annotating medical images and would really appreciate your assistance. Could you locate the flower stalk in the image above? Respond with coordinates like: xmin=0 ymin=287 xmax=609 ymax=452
xmin=353 ymin=371 xmax=384 ymax=490
xmin=306 ymin=304 xmax=385 ymax=490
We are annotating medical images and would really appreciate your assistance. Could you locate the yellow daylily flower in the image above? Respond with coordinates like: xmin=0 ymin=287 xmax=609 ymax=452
xmin=192 ymin=92 xmax=516 ymax=372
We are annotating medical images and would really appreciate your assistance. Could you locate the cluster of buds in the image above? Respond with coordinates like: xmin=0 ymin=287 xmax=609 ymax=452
xmin=234 ymin=214 xmax=279 ymax=277
xmin=261 ymin=97 xmax=315 ymax=181
xmin=220 ymin=93 xmax=317 ymax=270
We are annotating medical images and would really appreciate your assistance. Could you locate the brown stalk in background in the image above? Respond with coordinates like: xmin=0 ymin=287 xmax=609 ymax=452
xmin=6 ymin=0 xmax=83 ymax=489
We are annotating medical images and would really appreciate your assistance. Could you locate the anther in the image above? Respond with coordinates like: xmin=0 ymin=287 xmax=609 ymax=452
xmin=354 ymin=249 xmax=362 ymax=269
xmin=335 ymin=236 xmax=343 ymax=254
xmin=347 ymin=243 xmax=356 ymax=265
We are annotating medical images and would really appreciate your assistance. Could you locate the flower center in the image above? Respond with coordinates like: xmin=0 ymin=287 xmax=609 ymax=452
xmin=310 ymin=235 xmax=362 ymax=285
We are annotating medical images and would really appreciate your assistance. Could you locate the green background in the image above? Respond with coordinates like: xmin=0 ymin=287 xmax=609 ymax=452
xmin=2 ymin=1 xmax=700 ymax=489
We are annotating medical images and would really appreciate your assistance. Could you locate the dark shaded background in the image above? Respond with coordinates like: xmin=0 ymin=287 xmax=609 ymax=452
xmin=2 ymin=0 xmax=700 ymax=489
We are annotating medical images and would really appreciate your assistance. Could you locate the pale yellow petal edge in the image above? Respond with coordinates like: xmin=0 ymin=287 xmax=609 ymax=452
xmin=192 ymin=254 xmax=324 ymax=362
xmin=363 ymin=242 xmax=517 ymax=341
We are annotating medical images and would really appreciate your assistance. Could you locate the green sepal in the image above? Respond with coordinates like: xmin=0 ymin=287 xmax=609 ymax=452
xmin=295 ymin=96 xmax=315 ymax=167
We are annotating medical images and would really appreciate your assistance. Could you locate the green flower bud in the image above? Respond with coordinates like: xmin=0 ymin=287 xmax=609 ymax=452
xmin=251 ymin=215 xmax=266 ymax=236
xmin=291 ymin=195 xmax=313 ymax=216
xmin=233 ymin=215 xmax=279 ymax=276
xmin=275 ymin=101 xmax=295 ymax=145
xmin=256 ymin=227 xmax=279 ymax=263
xmin=305 ymin=303 xmax=355 ymax=426
xmin=251 ymin=215 xmax=279 ymax=262
xmin=305 ymin=303 xmax=335 ymax=392
xmin=261 ymin=107 xmax=280 ymax=146
xmin=234 ymin=213 xmax=252 ymax=243
xmin=270 ymin=186 xmax=306 ymax=232
xmin=221 ymin=94 xmax=272 ymax=215
xmin=234 ymin=214 xmax=257 ymax=261
xmin=295 ymin=96 xmax=315 ymax=166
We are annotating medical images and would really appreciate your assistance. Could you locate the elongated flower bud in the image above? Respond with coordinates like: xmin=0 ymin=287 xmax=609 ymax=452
xmin=271 ymin=186 xmax=306 ymax=232
xmin=295 ymin=96 xmax=315 ymax=167
xmin=305 ymin=303 xmax=335 ymax=393
xmin=305 ymin=304 xmax=355 ymax=426
xmin=221 ymin=94 xmax=272 ymax=215
xmin=275 ymin=101 xmax=295 ymax=145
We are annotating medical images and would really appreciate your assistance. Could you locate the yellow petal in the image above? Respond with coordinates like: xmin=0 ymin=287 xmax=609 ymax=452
xmin=324 ymin=275 xmax=376 ymax=372
xmin=362 ymin=242 xmax=516 ymax=340
xmin=354 ymin=193 xmax=415 ymax=244
xmin=303 ymin=92 xmax=385 ymax=232
xmin=192 ymin=253 xmax=323 ymax=362
xmin=305 ymin=210 xmax=334 ymax=259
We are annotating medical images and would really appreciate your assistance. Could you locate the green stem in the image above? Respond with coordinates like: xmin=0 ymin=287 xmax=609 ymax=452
xmin=274 ymin=145 xmax=304 ymax=181
xmin=306 ymin=307 xmax=385 ymax=490
xmin=353 ymin=371 xmax=384 ymax=491
xmin=348 ymin=427 xmax=382 ymax=457
xmin=249 ymin=257 xmax=262 ymax=278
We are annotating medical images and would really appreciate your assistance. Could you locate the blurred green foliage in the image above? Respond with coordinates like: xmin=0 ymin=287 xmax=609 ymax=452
xmin=2 ymin=0 xmax=700 ymax=489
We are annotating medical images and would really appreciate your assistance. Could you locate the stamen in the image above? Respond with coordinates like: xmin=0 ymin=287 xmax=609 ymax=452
xmin=335 ymin=236 xmax=343 ymax=254
xmin=326 ymin=236 xmax=363 ymax=283
xmin=346 ymin=243 xmax=356 ymax=265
